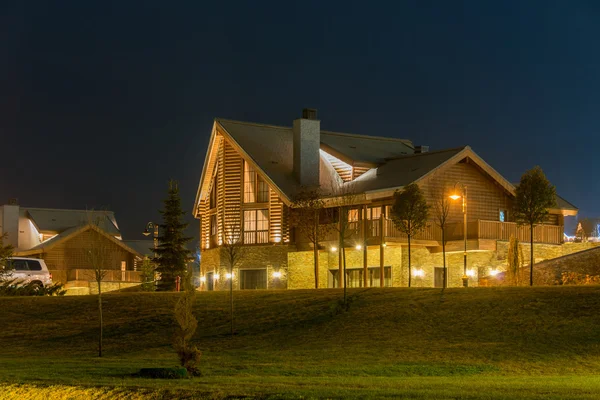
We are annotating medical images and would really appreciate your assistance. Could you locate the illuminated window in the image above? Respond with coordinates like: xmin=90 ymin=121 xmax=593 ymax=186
xmin=367 ymin=206 xmax=382 ymax=237
xmin=243 ymin=209 xmax=269 ymax=244
xmin=499 ymin=209 xmax=507 ymax=222
xmin=243 ymin=161 xmax=269 ymax=203
xmin=210 ymin=214 xmax=217 ymax=236
xmin=209 ymin=183 xmax=217 ymax=209
xmin=348 ymin=209 xmax=359 ymax=222
xmin=329 ymin=267 xmax=391 ymax=288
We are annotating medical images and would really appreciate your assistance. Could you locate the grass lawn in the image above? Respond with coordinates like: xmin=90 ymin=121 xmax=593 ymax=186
xmin=1 ymin=286 xmax=599 ymax=399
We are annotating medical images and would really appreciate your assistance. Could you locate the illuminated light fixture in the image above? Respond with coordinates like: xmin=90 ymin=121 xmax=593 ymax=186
xmin=449 ymin=194 xmax=461 ymax=200
xmin=331 ymin=247 xmax=337 ymax=252
xmin=382 ymin=243 xmax=387 ymax=247
xmin=489 ymin=269 xmax=500 ymax=277
xmin=355 ymin=244 xmax=362 ymax=250
xmin=273 ymin=271 xmax=282 ymax=279
xmin=200 ymin=276 xmax=206 ymax=283
xmin=274 ymin=236 xmax=282 ymax=243
xmin=214 ymin=273 xmax=220 ymax=280
xmin=226 ymin=273 xmax=233 ymax=279
xmin=466 ymin=269 xmax=476 ymax=277
xmin=413 ymin=269 xmax=425 ymax=277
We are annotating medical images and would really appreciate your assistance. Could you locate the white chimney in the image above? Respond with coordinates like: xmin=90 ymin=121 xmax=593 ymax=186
xmin=293 ymin=108 xmax=320 ymax=187
xmin=1 ymin=203 xmax=19 ymax=249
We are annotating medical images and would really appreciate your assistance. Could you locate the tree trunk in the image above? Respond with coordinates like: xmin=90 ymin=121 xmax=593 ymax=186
xmin=407 ymin=235 xmax=412 ymax=288
xmin=314 ymin=212 xmax=319 ymax=289
xmin=97 ymin=280 xmax=103 ymax=357
xmin=230 ymin=263 xmax=234 ymax=336
xmin=442 ymin=227 xmax=446 ymax=289
xmin=343 ymin=247 xmax=347 ymax=305
xmin=530 ymin=225 xmax=534 ymax=286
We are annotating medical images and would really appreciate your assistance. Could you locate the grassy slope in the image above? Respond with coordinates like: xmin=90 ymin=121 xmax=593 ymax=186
xmin=1 ymin=286 xmax=600 ymax=399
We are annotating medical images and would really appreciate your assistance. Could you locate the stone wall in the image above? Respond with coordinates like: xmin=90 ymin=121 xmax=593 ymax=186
xmin=200 ymin=241 xmax=600 ymax=290
xmin=200 ymin=245 xmax=289 ymax=290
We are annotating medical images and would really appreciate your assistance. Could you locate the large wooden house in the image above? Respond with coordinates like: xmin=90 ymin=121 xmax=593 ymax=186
xmin=193 ymin=109 xmax=578 ymax=290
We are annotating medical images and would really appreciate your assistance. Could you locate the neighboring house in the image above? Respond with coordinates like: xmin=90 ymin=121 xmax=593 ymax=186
xmin=193 ymin=109 xmax=578 ymax=290
xmin=0 ymin=202 xmax=145 ymax=290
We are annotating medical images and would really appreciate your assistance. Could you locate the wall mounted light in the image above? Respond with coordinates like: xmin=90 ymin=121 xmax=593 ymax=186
xmin=273 ymin=271 xmax=282 ymax=279
xmin=355 ymin=244 xmax=362 ymax=250
xmin=331 ymin=247 xmax=337 ymax=252
xmin=214 ymin=273 xmax=220 ymax=280
xmin=200 ymin=276 xmax=206 ymax=283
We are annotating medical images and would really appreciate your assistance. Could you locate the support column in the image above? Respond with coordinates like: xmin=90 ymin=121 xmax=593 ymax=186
xmin=380 ymin=214 xmax=385 ymax=287
xmin=363 ymin=205 xmax=368 ymax=287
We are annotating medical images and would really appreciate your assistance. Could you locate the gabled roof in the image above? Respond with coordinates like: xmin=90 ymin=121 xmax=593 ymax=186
xmin=16 ymin=223 xmax=141 ymax=257
xmin=194 ymin=119 xmax=416 ymax=210
xmin=25 ymin=208 xmax=120 ymax=236
xmin=193 ymin=117 xmax=575 ymax=216
xmin=122 ymin=240 xmax=155 ymax=257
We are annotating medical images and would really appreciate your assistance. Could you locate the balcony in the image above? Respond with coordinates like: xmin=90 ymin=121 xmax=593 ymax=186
xmin=310 ymin=219 xmax=563 ymax=247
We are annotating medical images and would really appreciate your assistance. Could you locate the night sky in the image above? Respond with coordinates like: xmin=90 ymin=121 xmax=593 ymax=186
xmin=2 ymin=1 xmax=598 ymax=242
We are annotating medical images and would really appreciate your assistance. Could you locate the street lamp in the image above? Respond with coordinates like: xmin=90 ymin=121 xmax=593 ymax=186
xmin=450 ymin=183 xmax=469 ymax=287
xmin=142 ymin=222 xmax=159 ymax=251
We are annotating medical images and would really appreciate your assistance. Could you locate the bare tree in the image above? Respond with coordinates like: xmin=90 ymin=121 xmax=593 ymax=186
xmin=82 ymin=211 xmax=113 ymax=357
xmin=431 ymin=180 xmax=451 ymax=289
xmin=291 ymin=188 xmax=333 ymax=289
xmin=0 ymin=233 xmax=14 ymax=282
xmin=221 ymin=206 xmax=243 ymax=336
xmin=330 ymin=186 xmax=360 ymax=306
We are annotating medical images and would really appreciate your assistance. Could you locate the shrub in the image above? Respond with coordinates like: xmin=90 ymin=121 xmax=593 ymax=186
xmin=560 ymin=272 xmax=600 ymax=285
xmin=0 ymin=280 xmax=66 ymax=296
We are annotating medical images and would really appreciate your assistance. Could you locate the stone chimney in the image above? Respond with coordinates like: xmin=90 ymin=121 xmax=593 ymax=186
xmin=293 ymin=108 xmax=320 ymax=187
xmin=1 ymin=202 xmax=20 ymax=249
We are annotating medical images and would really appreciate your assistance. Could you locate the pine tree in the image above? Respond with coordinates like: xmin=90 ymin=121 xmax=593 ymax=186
xmin=154 ymin=180 xmax=192 ymax=291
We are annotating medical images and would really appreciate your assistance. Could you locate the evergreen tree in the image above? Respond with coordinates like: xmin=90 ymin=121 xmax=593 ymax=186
xmin=154 ymin=180 xmax=192 ymax=291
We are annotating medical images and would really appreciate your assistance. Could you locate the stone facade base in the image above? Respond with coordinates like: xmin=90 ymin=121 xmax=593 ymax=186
xmin=199 ymin=241 xmax=599 ymax=290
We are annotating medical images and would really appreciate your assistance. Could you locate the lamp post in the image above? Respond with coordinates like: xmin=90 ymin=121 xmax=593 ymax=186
xmin=450 ymin=183 xmax=468 ymax=287
xmin=143 ymin=222 xmax=161 ymax=290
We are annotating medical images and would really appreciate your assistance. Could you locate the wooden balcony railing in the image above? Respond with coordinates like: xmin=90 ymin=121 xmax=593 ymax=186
xmin=300 ymin=219 xmax=563 ymax=246
xmin=67 ymin=269 xmax=143 ymax=282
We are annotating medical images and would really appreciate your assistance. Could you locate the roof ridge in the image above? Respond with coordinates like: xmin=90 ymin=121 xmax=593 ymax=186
xmin=23 ymin=207 xmax=115 ymax=213
xmin=320 ymin=130 xmax=413 ymax=145
xmin=383 ymin=146 xmax=468 ymax=162
xmin=217 ymin=118 xmax=413 ymax=145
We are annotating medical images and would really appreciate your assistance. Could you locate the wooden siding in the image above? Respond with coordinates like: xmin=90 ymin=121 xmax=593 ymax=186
xmin=352 ymin=166 xmax=370 ymax=180
xmin=223 ymin=140 xmax=243 ymax=242
xmin=421 ymin=159 xmax=513 ymax=224
xmin=42 ymin=230 xmax=137 ymax=273
xmin=199 ymin=134 xmax=289 ymax=249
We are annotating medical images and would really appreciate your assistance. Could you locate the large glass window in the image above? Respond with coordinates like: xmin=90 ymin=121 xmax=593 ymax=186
xmin=210 ymin=214 xmax=217 ymax=236
xmin=240 ymin=269 xmax=267 ymax=289
xmin=244 ymin=161 xmax=269 ymax=203
xmin=209 ymin=183 xmax=217 ymax=209
xmin=243 ymin=209 xmax=269 ymax=244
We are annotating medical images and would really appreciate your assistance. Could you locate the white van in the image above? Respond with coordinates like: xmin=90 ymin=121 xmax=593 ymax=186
xmin=4 ymin=257 xmax=53 ymax=288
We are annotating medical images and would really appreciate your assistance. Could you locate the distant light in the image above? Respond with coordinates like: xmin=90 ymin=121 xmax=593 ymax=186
xmin=489 ymin=269 xmax=500 ymax=277
xmin=413 ymin=269 xmax=425 ymax=277
xmin=273 ymin=271 xmax=282 ymax=279
xmin=449 ymin=194 xmax=461 ymax=200
xmin=200 ymin=276 xmax=206 ymax=282
xmin=331 ymin=247 xmax=337 ymax=252
xmin=226 ymin=273 xmax=233 ymax=279
xmin=355 ymin=244 xmax=362 ymax=250
xmin=214 ymin=274 xmax=220 ymax=280
xmin=466 ymin=269 xmax=476 ymax=277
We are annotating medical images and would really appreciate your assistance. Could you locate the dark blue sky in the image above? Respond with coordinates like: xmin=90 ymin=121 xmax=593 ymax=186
xmin=1 ymin=1 xmax=598 ymax=240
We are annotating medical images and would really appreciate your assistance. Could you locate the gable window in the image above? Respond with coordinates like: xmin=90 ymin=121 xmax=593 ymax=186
xmin=243 ymin=161 xmax=269 ymax=203
xmin=244 ymin=209 xmax=269 ymax=244
xmin=499 ymin=209 xmax=507 ymax=222
xmin=210 ymin=214 xmax=217 ymax=236
xmin=209 ymin=183 xmax=217 ymax=209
